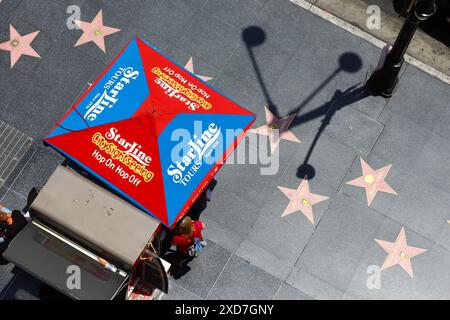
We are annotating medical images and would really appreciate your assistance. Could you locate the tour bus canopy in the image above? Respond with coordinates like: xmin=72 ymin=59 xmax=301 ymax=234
xmin=44 ymin=37 xmax=255 ymax=228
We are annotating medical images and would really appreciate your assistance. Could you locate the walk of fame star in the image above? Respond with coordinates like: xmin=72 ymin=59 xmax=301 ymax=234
xmin=346 ymin=158 xmax=397 ymax=206
xmin=375 ymin=227 xmax=427 ymax=278
xmin=0 ymin=24 xmax=40 ymax=68
xmin=250 ymin=107 xmax=300 ymax=154
xmin=277 ymin=179 xmax=329 ymax=224
xmin=184 ymin=57 xmax=213 ymax=82
xmin=74 ymin=9 xmax=121 ymax=53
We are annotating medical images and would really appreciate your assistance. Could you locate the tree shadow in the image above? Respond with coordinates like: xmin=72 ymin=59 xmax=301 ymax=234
xmin=242 ymin=26 xmax=376 ymax=180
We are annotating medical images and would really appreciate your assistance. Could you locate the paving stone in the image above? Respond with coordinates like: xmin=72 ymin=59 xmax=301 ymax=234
xmin=13 ymin=0 xmax=87 ymax=39
xmin=0 ymin=188 xmax=27 ymax=212
xmin=413 ymin=132 xmax=450 ymax=194
xmin=201 ymin=180 xmax=263 ymax=252
xmin=274 ymin=283 xmax=314 ymax=300
xmin=176 ymin=11 xmax=241 ymax=70
xmin=282 ymin=133 xmax=357 ymax=192
xmin=0 ymin=262 xmax=16 ymax=298
xmin=1 ymin=78 xmax=73 ymax=140
xmin=0 ymin=16 xmax=54 ymax=74
xmin=286 ymin=266 xmax=345 ymax=299
xmin=340 ymin=152 xmax=405 ymax=216
xmin=235 ymin=211 xmax=317 ymax=280
xmin=386 ymin=173 xmax=450 ymax=245
xmin=0 ymin=62 xmax=30 ymax=112
xmin=295 ymin=193 xmax=386 ymax=292
xmin=382 ymin=65 xmax=450 ymax=133
xmin=207 ymin=255 xmax=281 ymax=300
xmin=58 ymin=3 xmax=132 ymax=66
xmin=9 ymin=146 xmax=63 ymax=197
xmin=202 ymin=0 xmax=269 ymax=29
xmin=163 ymin=281 xmax=204 ymax=300
xmin=324 ymin=101 xmax=384 ymax=155
xmin=372 ymin=109 xmax=432 ymax=170
xmin=170 ymin=241 xmax=231 ymax=298
xmin=33 ymin=40 xmax=100 ymax=107
xmin=344 ymin=220 xmax=441 ymax=300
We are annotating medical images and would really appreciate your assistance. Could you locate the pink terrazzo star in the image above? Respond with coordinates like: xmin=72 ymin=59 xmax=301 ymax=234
xmin=375 ymin=227 xmax=427 ymax=278
xmin=74 ymin=10 xmax=121 ymax=53
xmin=0 ymin=24 xmax=40 ymax=68
xmin=346 ymin=158 xmax=397 ymax=206
xmin=277 ymin=179 xmax=329 ymax=224
xmin=184 ymin=57 xmax=213 ymax=82
xmin=251 ymin=107 xmax=301 ymax=153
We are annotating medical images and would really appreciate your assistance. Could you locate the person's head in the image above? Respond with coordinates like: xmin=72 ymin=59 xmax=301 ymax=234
xmin=0 ymin=212 xmax=8 ymax=222
xmin=175 ymin=216 xmax=194 ymax=237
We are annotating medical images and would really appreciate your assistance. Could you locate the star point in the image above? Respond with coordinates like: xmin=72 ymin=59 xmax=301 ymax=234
xmin=184 ymin=57 xmax=213 ymax=82
xmin=251 ymin=107 xmax=301 ymax=153
xmin=346 ymin=158 xmax=397 ymax=206
xmin=277 ymin=179 xmax=329 ymax=224
xmin=0 ymin=24 xmax=41 ymax=68
xmin=375 ymin=227 xmax=427 ymax=278
xmin=73 ymin=9 xmax=121 ymax=53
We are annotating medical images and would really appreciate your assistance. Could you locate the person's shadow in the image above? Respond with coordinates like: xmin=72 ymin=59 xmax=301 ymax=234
xmin=242 ymin=25 xmax=375 ymax=180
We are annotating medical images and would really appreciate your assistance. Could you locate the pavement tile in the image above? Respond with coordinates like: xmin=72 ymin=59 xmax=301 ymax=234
xmin=413 ymin=132 xmax=450 ymax=194
xmin=259 ymin=165 xmax=335 ymax=229
xmin=9 ymin=146 xmax=63 ymax=197
xmin=336 ymin=87 xmax=388 ymax=120
xmin=176 ymin=11 xmax=241 ymax=70
xmin=0 ymin=142 xmax=37 ymax=191
xmin=1 ymin=78 xmax=73 ymax=140
xmin=235 ymin=239 xmax=295 ymax=281
xmin=386 ymin=173 xmax=450 ymax=245
xmin=324 ymin=101 xmax=384 ymax=155
xmin=212 ymin=72 xmax=266 ymax=114
xmin=382 ymin=65 xmax=450 ymax=132
xmin=0 ymin=17 xmax=53 ymax=73
xmin=170 ymin=241 xmax=231 ymax=299
xmin=0 ymin=188 xmax=27 ymax=211
xmin=274 ymin=283 xmax=314 ymax=300
xmin=58 ymin=4 xmax=132 ymax=66
xmin=295 ymin=193 xmax=386 ymax=292
xmin=235 ymin=211 xmax=315 ymax=280
xmin=33 ymin=39 xmax=100 ymax=107
xmin=281 ymin=133 xmax=357 ymax=192
xmin=202 ymin=0 xmax=269 ymax=29
xmin=0 ymin=59 xmax=30 ymax=112
xmin=0 ymin=261 xmax=16 ymax=298
xmin=163 ymin=281 xmax=204 ymax=300
xmin=201 ymin=179 xmax=263 ymax=252
xmin=286 ymin=266 xmax=344 ymax=299
xmin=344 ymin=220 xmax=441 ymax=300
xmin=372 ymin=109 xmax=432 ymax=169
xmin=207 ymin=255 xmax=281 ymax=300
xmin=0 ymin=0 xmax=23 ymax=22
xmin=340 ymin=153 xmax=405 ymax=216
xmin=13 ymin=0 xmax=87 ymax=39
xmin=257 ymin=0 xmax=324 ymax=54
xmin=221 ymin=42 xmax=293 ymax=97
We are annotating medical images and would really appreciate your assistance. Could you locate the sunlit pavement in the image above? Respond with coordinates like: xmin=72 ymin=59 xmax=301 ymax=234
xmin=0 ymin=0 xmax=450 ymax=300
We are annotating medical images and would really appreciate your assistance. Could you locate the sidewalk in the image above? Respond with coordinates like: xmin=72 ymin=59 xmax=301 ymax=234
xmin=0 ymin=0 xmax=450 ymax=300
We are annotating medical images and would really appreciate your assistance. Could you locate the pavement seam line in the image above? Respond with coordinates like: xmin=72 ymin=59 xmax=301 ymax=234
xmin=289 ymin=0 xmax=450 ymax=85
xmin=205 ymin=254 xmax=232 ymax=299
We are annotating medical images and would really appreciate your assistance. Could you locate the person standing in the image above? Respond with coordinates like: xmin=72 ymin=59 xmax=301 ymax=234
xmin=0 ymin=203 xmax=27 ymax=252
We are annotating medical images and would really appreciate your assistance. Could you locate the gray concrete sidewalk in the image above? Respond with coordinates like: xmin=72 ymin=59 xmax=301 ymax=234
xmin=0 ymin=0 xmax=449 ymax=300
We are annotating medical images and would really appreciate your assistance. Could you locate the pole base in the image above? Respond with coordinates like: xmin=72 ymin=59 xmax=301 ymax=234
xmin=366 ymin=58 xmax=403 ymax=98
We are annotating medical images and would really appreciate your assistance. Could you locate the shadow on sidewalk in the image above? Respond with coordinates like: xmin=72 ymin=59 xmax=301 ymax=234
xmin=242 ymin=26 xmax=376 ymax=180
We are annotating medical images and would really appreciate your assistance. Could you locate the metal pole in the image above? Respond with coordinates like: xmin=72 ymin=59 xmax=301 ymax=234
xmin=366 ymin=0 xmax=436 ymax=97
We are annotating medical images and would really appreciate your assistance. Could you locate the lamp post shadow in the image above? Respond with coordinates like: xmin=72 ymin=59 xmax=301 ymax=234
xmin=242 ymin=26 xmax=376 ymax=180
